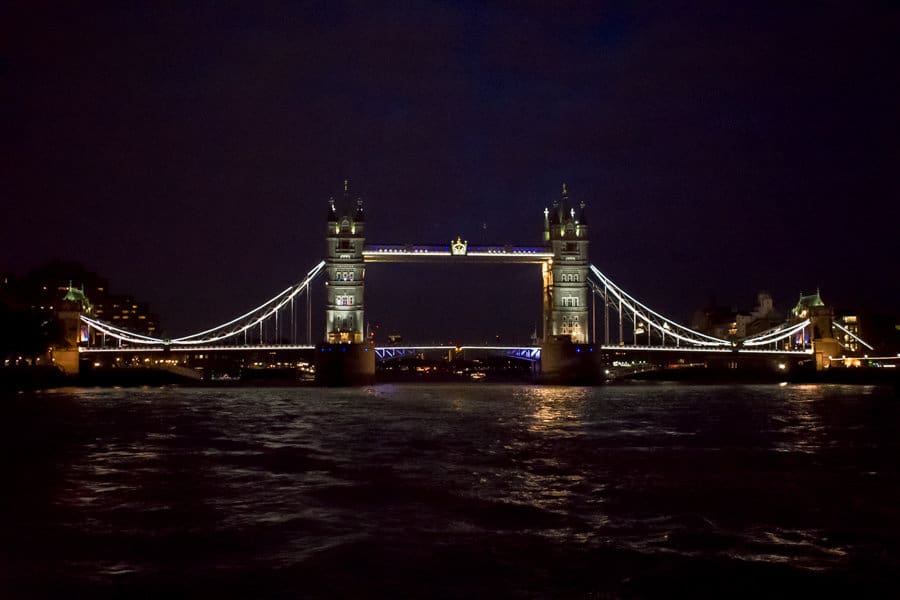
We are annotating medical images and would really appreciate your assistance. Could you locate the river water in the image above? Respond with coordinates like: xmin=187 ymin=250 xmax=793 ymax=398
xmin=1 ymin=383 xmax=898 ymax=598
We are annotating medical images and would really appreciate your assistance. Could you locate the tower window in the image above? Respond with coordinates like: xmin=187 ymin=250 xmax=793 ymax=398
xmin=562 ymin=297 xmax=579 ymax=307
xmin=561 ymin=315 xmax=581 ymax=334
xmin=336 ymin=295 xmax=354 ymax=306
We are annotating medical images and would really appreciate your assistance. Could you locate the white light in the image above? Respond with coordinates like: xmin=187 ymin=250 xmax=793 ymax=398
xmin=743 ymin=320 xmax=811 ymax=346
xmin=81 ymin=261 xmax=325 ymax=347
xmin=589 ymin=265 xmax=729 ymax=347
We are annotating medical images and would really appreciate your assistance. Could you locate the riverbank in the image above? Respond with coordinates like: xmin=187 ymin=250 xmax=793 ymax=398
xmin=3 ymin=364 xmax=898 ymax=390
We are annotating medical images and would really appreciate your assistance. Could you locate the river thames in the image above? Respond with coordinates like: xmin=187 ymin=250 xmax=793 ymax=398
xmin=1 ymin=383 xmax=898 ymax=598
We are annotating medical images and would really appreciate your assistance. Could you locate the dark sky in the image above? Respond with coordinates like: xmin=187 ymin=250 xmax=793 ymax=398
xmin=2 ymin=1 xmax=898 ymax=344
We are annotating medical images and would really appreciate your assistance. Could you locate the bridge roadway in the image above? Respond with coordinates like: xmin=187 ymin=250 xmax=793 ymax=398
xmin=79 ymin=344 xmax=812 ymax=358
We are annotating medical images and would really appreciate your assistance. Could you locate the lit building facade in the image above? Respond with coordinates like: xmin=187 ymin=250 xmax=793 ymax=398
xmin=12 ymin=262 xmax=159 ymax=340
xmin=543 ymin=184 xmax=589 ymax=343
xmin=325 ymin=181 xmax=366 ymax=343
xmin=834 ymin=312 xmax=860 ymax=353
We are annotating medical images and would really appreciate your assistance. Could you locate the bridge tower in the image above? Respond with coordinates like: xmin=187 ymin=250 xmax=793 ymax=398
xmin=316 ymin=180 xmax=375 ymax=384
xmin=325 ymin=180 xmax=366 ymax=343
xmin=792 ymin=290 xmax=841 ymax=370
xmin=543 ymin=183 xmax=589 ymax=343
xmin=539 ymin=184 xmax=601 ymax=383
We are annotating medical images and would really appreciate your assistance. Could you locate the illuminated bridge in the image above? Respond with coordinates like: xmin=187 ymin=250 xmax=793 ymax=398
xmin=70 ymin=182 xmax=873 ymax=382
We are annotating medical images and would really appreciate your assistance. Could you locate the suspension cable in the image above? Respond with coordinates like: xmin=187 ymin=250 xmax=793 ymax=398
xmin=588 ymin=265 xmax=730 ymax=346
xmin=80 ymin=261 xmax=326 ymax=347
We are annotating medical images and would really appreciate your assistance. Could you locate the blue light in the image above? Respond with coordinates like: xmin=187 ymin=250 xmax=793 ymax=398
xmin=576 ymin=347 xmax=581 ymax=353
xmin=342 ymin=347 xmax=347 ymax=353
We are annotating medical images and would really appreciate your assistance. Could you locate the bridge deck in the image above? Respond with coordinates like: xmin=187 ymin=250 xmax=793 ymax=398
xmin=80 ymin=344 xmax=316 ymax=353
xmin=80 ymin=344 xmax=811 ymax=356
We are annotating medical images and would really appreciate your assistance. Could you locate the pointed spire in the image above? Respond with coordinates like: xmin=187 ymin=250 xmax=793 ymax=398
xmin=328 ymin=196 xmax=337 ymax=221
xmin=355 ymin=193 xmax=365 ymax=221
xmin=558 ymin=182 xmax=570 ymax=223
xmin=550 ymin=184 xmax=563 ymax=224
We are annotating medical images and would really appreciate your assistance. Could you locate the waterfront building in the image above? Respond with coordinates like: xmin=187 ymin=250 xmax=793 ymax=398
xmin=692 ymin=291 xmax=780 ymax=340
xmin=16 ymin=261 xmax=160 ymax=339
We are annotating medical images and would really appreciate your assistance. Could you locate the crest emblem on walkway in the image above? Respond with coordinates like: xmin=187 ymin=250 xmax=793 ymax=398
xmin=451 ymin=236 xmax=468 ymax=256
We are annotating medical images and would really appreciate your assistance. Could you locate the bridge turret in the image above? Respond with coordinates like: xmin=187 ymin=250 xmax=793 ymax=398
xmin=543 ymin=183 xmax=589 ymax=344
xmin=792 ymin=289 xmax=842 ymax=369
xmin=324 ymin=181 xmax=366 ymax=344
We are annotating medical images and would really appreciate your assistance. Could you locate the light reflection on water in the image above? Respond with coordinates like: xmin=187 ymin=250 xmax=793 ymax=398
xmin=1 ymin=383 xmax=899 ymax=596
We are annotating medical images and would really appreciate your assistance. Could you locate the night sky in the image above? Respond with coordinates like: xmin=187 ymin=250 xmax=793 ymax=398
xmin=3 ymin=2 xmax=898 ymax=344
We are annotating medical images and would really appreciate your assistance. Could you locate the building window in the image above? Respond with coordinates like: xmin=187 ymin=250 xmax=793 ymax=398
xmin=562 ymin=296 xmax=579 ymax=307
xmin=336 ymin=295 xmax=354 ymax=306
xmin=561 ymin=315 xmax=581 ymax=335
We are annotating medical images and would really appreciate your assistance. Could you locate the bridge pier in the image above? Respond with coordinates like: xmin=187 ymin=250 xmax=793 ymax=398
xmin=314 ymin=342 xmax=375 ymax=385
xmin=538 ymin=337 xmax=603 ymax=384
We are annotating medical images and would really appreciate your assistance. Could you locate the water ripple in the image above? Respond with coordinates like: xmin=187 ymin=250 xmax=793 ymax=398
xmin=1 ymin=383 xmax=898 ymax=596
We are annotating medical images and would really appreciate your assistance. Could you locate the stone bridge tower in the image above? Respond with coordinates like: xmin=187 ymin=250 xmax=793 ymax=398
xmin=317 ymin=180 xmax=375 ymax=384
xmin=543 ymin=184 xmax=589 ymax=344
xmin=325 ymin=180 xmax=366 ymax=344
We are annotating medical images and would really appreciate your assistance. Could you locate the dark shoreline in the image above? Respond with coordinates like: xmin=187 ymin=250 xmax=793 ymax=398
xmin=3 ymin=366 xmax=898 ymax=391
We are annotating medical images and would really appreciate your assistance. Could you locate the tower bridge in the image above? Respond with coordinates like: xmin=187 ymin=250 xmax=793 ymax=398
xmin=68 ymin=181 xmax=872 ymax=384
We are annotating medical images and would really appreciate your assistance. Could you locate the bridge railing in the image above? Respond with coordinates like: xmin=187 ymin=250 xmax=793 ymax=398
xmin=373 ymin=345 xmax=542 ymax=362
